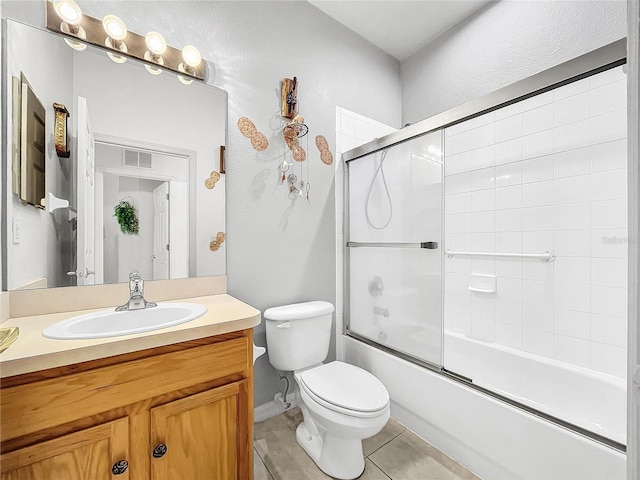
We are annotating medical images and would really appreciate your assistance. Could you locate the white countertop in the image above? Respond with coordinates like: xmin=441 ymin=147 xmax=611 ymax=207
xmin=0 ymin=294 xmax=261 ymax=378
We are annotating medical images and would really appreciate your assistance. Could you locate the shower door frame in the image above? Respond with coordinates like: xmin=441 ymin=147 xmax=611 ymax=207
xmin=343 ymin=37 xmax=628 ymax=452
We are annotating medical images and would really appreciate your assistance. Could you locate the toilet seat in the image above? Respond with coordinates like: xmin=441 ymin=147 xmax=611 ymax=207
xmin=296 ymin=362 xmax=389 ymax=418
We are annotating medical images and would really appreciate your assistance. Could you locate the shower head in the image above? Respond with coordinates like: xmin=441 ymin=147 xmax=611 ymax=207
xmin=368 ymin=276 xmax=384 ymax=297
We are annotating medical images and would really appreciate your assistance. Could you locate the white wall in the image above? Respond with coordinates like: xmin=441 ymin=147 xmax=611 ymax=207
xmin=401 ymin=0 xmax=627 ymax=125
xmin=1 ymin=1 xmax=402 ymax=408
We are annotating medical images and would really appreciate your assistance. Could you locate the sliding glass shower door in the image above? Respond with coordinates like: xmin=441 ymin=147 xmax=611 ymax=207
xmin=346 ymin=130 xmax=443 ymax=367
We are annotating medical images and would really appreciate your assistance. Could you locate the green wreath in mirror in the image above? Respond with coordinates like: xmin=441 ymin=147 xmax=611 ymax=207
xmin=114 ymin=201 xmax=139 ymax=235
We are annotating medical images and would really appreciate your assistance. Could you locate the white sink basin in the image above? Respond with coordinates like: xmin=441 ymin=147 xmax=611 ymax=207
xmin=42 ymin=303 xmax=207 ymax=340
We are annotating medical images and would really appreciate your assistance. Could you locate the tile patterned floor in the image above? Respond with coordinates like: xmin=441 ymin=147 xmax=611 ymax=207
xmin=254 ymin=408 xmax=480 ymax=480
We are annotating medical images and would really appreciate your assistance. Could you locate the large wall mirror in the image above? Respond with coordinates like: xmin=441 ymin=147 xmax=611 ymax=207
xmin=2 ymin=19 xmax=227 ymax=291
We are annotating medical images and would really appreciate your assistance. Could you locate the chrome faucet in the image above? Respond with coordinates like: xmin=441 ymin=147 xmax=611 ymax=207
xmin=373 ymin=306 xmax=389 ymax=317
xmin=115 ymin=271 xmax=157 ymax=311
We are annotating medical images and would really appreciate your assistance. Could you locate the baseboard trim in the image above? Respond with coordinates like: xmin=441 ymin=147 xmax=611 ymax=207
xmin=254 ymin=394 xmax=298 ymax=423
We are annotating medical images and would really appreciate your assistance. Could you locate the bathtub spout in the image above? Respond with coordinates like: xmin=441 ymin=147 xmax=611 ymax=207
xmin=373 ymin=306 xmax=389 ymax=317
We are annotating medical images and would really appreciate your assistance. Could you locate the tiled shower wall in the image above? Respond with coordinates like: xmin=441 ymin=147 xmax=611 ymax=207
xmin=335 ymin=107 xmax=397 ymax=359
xmin=444 ymin=66 xmax=628 ymax=378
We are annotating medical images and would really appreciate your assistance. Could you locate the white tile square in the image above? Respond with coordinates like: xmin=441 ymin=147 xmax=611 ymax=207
xmin=470 ymin=145 xmax=495 ymax=171
xmin=523 ymin=328 xmax=554 ymax=358
xmin=472 ymin=167 xmax=496 ymax=191
xmin=446 ymin=213 xmax=472 ymax=234
xmin=554 ymin=282 xmax=590 ymax=312
xmin=554 ymin=257 xmax=590 ymax=284
xmin=522 ymin=206 xmax=553 ymax=231
xmin=591 ymin=257 xmax=627 ymax=288
xmin=496 ymin=232 xmax=522 ymax=254
xmin=495 ymin=138 xmax=522 ymax=165
xmin=471 ymin=257 xmax=496 ymax=276
xmin=445 ymin=151 xmax=472 ymax=176
xmin=591 ymin=169 xmax=627 ymax=201
xmin=496 ymin=303 xmax=522 ymax=330
xmin=446 ymin=192 xmax=473 ymax=214
xmin=341 ymin=115 xmax=356 ymax=136
xmin=495 ymin=208 xmax=522 ymax=232
xmin=471 ymin=294 xmax=496 ymax=321
xmin=553 ymin=77 xmax=590 ymax=101
xmin=591 ymin=342 xmax=626 ymax=378
xmin=554 ymin=334 xmax=590 ymax=368
xmin=591 ymin=314 xmax=627 ymax=348
xmin=445 ymin=171 xmax=473 ymax=195
xmin=496 ymin=185 xmax=522 ymax=210
xmin=554 ymin=175 xmax=590 ymax=204
xmin=472 ymin=232 xmax=495 ymax=252
xmin=471 ymin=211 xmax=496 ymax=233
xmin=554 ymin=308 xmax=590 ymax=340
xmin=446 ymin=233 xmax=472 ymax=251
xmin=471 ymin=316 xmax=496 ymax=342
xmin=447 ymin=130 xmax=473 ymax=156
xmin=591 ymin=285 xmax=627 ymax=318
xmin=467 ymin=111 xmax=496 ymax=130
xmin=472 ymin=189 xmax=495 ymax=212
xmin=449 ymin=256 xmax=473 ymax=274
xmin=522 ymin=260 xmax=553 ymax=282
xmin=523 ymin=279 xmax=553 ymax=304
xmin=554 ymin=230 xmax=590 ymax=257
xmin=590 ymin=79 xmax=626 ymax=117
xmin=591 ymin=109 xmax=627 ymax=145
xmin=553 ymin=203 xmax=589 ymax=230
xmin=495 ymin=258 xmax=522 ymax=279
xmin=554 ymin=147 xmax=590 ymax=179
xmin=554 ymin=91 xmax=590 ymax=127
xmin=451 ymin=312 xmax=472 ymax=335
xmin=591 ymin=229 xmax=628 ymax=258
xmin=522 ymin=230 xmax=553 ymax=253
xmin=522 ymin=155 xmax=554 ymax=183
xmin=497 ymin=277 xmax=522 ymax=302
xmin=523 ymin=180 xmax=554 ymax=207
xmin=590 ymin=65 xmax=626 ymax=88
xmin=495 ymin=114 xmax=522 ymax=143
xmin=445 ymin=120 xmax=472 ymax=138
xmin=591 ymin=139 xmax=627 ymax=172
xmin=496 ymin=322 xmax=523 ymax=349
xmin=471 ymin=123 xmax=496 ymax=150
xmin=522 ymin=301 xmax=553 ymax=332
xmin=554 ymin=119 xmax=590 ymax=154
xmin=523 ymin=104 xmax=553 ymax=136
xmin=523 ymin=129 xmax=554 ymax=160
xmin=591 ymin=199 xmax=627 ymax=229
xmin=495 ymin=163 xmax=522 ymax=187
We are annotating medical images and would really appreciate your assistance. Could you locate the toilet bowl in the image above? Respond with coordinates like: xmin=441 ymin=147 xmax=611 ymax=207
xmin=264 ymin=301 xmax=390 ymax=480
xmin=294 ymin=361 xmax=390 ymax=479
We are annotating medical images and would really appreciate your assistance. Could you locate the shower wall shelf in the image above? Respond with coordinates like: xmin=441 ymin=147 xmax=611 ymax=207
xmin=445 ymin=250 xmax=556 ymax=262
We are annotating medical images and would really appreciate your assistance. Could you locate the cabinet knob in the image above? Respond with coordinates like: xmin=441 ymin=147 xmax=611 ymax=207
xmin=153 ymin=443 xmax=168 ymax=458
xmin=112 ymin=460 xmax=128 ymax=475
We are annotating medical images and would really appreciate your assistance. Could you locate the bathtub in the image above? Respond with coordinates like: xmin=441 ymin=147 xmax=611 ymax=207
xmin=343 ymin=333 xmax=626 ymax=480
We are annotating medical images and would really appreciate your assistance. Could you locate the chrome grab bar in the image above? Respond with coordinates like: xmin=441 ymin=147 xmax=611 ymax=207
xmin=445 ymin=250 xmax=556 ymax=262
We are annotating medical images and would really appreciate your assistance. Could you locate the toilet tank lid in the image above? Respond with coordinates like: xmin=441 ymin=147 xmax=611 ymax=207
xmin=264 ymin=301 xmax=334 ymax=321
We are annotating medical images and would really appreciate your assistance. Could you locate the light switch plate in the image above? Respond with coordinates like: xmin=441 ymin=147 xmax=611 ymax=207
xmin=12 ymin=217 xmax=20 ymax=244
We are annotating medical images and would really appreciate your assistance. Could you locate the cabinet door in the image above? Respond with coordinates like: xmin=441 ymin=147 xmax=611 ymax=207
xmin=0 ymin=418 xmax=129 ymax=480
xmin=150 ymin=382 xmax=241 ymax=480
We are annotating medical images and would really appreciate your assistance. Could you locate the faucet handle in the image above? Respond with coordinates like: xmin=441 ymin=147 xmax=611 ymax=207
xmin=129 ymin=271 xmax=143 ymax=294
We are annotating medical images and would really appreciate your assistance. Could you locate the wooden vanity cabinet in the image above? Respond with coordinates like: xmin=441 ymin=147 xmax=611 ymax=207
xmin=0 ymin=330 xmax=254 ymax=480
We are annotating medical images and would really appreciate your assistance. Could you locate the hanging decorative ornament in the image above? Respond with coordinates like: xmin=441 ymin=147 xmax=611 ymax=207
xmin=315 ymin=135 xmax=333 ymax=165
xmin=278 ymin=160 xmax=292 ymax=183
xmin=204 ymin=170 xmax=221 ymax=189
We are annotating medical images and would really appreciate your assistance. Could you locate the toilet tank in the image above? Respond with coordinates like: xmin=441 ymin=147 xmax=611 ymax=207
xmin=264 ymin=301 xmax=334 ymax=371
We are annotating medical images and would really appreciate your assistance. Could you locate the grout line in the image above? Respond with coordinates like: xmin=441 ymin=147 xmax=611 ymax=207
xmin=366 ymin=456 xmax=393 ymax=480
xmin=365 ymin=427 xmax=407 ymax=457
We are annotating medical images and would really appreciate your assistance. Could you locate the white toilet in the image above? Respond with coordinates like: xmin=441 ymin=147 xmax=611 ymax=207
xmin=264 ymin=301 xmax=390 ymax=480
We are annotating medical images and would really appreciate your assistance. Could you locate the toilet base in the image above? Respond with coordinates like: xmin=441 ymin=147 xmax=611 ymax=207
xmin=296 ymin=422 xmax=365 ymax=480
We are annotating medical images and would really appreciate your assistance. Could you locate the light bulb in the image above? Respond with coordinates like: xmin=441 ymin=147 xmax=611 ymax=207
xmin=177 ymin=75 xmax=193 ymax=85
xmin=54 ymin=0 xmax=82 ymax=25
xmin=102 ymin=15 xmax=127 ymax=42
xmin=145 ymin=31 xmax=167 ymax=56
xmin=181 ymin=45 xmax=201 ymax=67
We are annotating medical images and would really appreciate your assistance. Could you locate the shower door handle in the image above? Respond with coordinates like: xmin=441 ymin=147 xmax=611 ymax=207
xmin=347 ymin=241 xmax=439 ymax=249
xmin=420 ymin=242 xmax=438 ymax=249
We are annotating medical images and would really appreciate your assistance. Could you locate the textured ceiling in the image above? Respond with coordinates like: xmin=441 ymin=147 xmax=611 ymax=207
xmin=308 ymin=0 xmax=492 ymax=61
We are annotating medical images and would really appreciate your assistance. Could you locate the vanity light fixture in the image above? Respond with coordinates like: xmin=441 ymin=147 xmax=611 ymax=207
xmin=53 ymin=0 xmax=87 ymax=51
xmin=144 ymin=31 xmax=166 ymax=75
xmin=46 ymin=1 xmax=206 ymax=82
xmin=102 ymin=14 xmax=128 ymax=63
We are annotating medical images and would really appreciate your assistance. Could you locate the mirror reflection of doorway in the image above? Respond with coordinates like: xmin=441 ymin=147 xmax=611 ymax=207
xmin=93 ymin=142 xmax=190 ymax=284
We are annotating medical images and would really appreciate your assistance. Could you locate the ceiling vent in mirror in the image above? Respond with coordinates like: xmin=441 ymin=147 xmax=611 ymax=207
xmin=124 ymin=149 xmax=152 ymax=169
